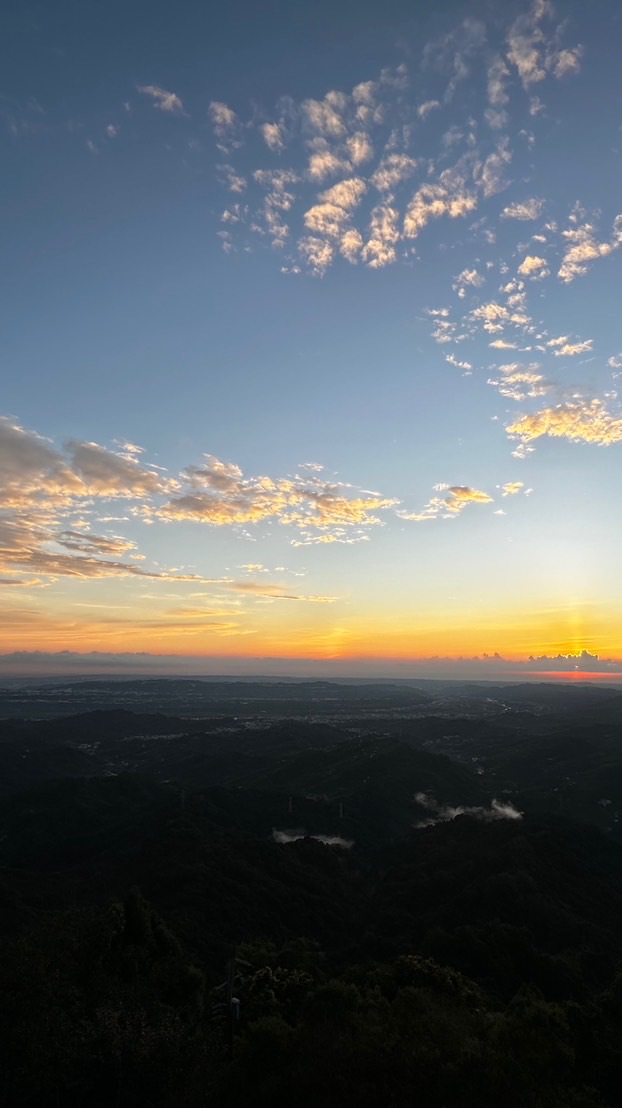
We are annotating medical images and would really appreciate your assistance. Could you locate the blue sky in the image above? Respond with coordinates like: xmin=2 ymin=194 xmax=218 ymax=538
xmin=1 ymin=0 xmax=622 ymax=678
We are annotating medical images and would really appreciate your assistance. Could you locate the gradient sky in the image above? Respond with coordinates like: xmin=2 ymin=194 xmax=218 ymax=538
xmin=2 ymin=0 xmax=622 ymax=678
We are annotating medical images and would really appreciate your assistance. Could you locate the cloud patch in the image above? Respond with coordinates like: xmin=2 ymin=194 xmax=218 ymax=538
xmin=398 ymin=484 xmax=493 ymax=522
xmin=415 ymin=792 xmax=523 ymax=828
xmin=137 ymin=85 xmax=185 ymax=115
xmin=558 ymin=213 xmax=622 ymax=283
xmin=507 ymin=398 xmax=622 ymax=446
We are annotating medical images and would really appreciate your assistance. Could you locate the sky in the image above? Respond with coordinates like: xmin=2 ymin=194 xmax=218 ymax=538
xmin=2 ymin=0 xmax=622 ymax=680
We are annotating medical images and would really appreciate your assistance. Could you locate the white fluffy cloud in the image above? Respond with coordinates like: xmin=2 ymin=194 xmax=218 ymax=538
xmin=518 ymin=254 xmax=549 ymax=278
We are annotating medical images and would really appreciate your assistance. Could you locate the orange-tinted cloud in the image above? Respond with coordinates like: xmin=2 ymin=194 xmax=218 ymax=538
xmin=508 ymin=398 xmax=622 ymax=446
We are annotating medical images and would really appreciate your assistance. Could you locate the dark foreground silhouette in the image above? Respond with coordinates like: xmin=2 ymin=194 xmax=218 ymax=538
xmin=2 ymin=685 xmax=622 ymax=1105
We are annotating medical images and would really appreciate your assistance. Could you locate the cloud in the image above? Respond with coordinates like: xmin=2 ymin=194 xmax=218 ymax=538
xmin=471 ymin=301 xmax=511 ymax=330
xmin=518 ymin=254 xmax=549 ymax=278
xmin=429 ymin=317 xmax=459 ymax=344
xmin=399 ymin=485 xmax=493 ymax=522
xmin=253 ymin=169 xmax=299 ymax=244
xmin=209 ymin=100 xmax=237 ymax=135
xmin=404 ymin=166 xmax=478 ymax=240
xmin=1 ymin=551 xmax=197 ymax=581
xmin=414 ymin=793 xmax=523 ymax=828
xmin=306 ymin=142 xmax=351 ymax=183
xmin=339 ymin=228 xmax=364 ymax=263
xmin=0 ymin=416 xmax=83 ymax=509
xmin=346 ymin=132 xmax=374 ymax=165
xmin=66 ymin=440 xmax=169 ymax=497
xmin=230 ymin=581 xmax=337 ymax=602
xmin=0 ymin=415 xmax=404 ymax=589
xmin=0 ymin=513 xmax=198 ymax=581
xmin=261 ymin=121 xmax=286 ymax=151
xmin=553 ymin=339 xmax=593 ymax=357
xmin=290 ymin=530 xmax=370 ymax=547
xmin=298 ymin=236 xmax=335 ymax=276
xmin=506 ymin=0 xmax=583 ymax=91
xmin=417 ymin=99 xmax=441 ymax=119
xmin=54 ymin=530 xmax=137 ymax=557
xmin=362 ymin=202 xmax=400 ymax=268
xmin=488 ymin=365 xmax=547 ymax=401
xmin=0 ymin=576 xmax=44 ymax=587
xmin=137 ymin=85 xmax=185 ymax=115
xmin=320 ymin=177 xmax=367 ymax=213
xmin=445 ymin=353 xmax=473 ymax=371
xmin=526 ymin=649 xmax=621 ymax=672
xmin=147 ymin=457 xmax=398 ymax=535
xmin=487 ymin=55 xmax=510 ymax=106
xmin=506 ymin=1 xmax=551 ymax=87
xmin=501 ymin=481 xmax=524 ymax=496
xmin=218 ymin=163 xmax=247 ymax=193
xmin=507 ymin=398 xmax=622 ymax=446
xmin=183 ymin=456 xmax=243 ymax=492
xmin=476 ymin=137 xmax=512 ymax=197
xmin=370 ymin=154 xmax=417 ymax=192
xmin=203 ymin=12 xmax=586 ymax=279
xmin=553 ymin=47 xmax=583 ymax=79
xmin=502 ymin=198 xmax=544 ymax=222
xmin=302 ymin=93 xmax=348 ymax=138
xmin=352 ymin=80 xmax=377 ymax=106
xmin=424 ymin=17 xmax=487 ymax=102
xmin=453 ymin=267 xmax=484 ymax=298
xmin=4 ymin=648 xmax=622 ymax=679
xmin=558 ymin=213 xmax=622 ymax=282
xmin=304 ymin=202 xmax=350 ymax=239
xmin=443 ymin=486 xmax=494 ymax=508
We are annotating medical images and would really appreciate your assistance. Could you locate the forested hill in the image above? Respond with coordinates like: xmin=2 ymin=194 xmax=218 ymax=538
xmin=1 ymin=701 xmax=622 ymax=1105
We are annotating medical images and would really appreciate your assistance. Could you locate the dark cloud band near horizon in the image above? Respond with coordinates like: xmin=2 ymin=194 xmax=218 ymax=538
xmin=0 ymin=648 xmax=621 ymax=680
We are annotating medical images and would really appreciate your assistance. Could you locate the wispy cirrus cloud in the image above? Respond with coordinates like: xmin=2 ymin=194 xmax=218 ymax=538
xmin=230 ymin=581 xmax=337 ymax=602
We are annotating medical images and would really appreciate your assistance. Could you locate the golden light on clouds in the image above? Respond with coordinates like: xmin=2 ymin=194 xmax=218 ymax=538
xmin=507 ymin=399 xmax=622 ymax=446
xmin=4 ymin=0 xmax=622 ymax=681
